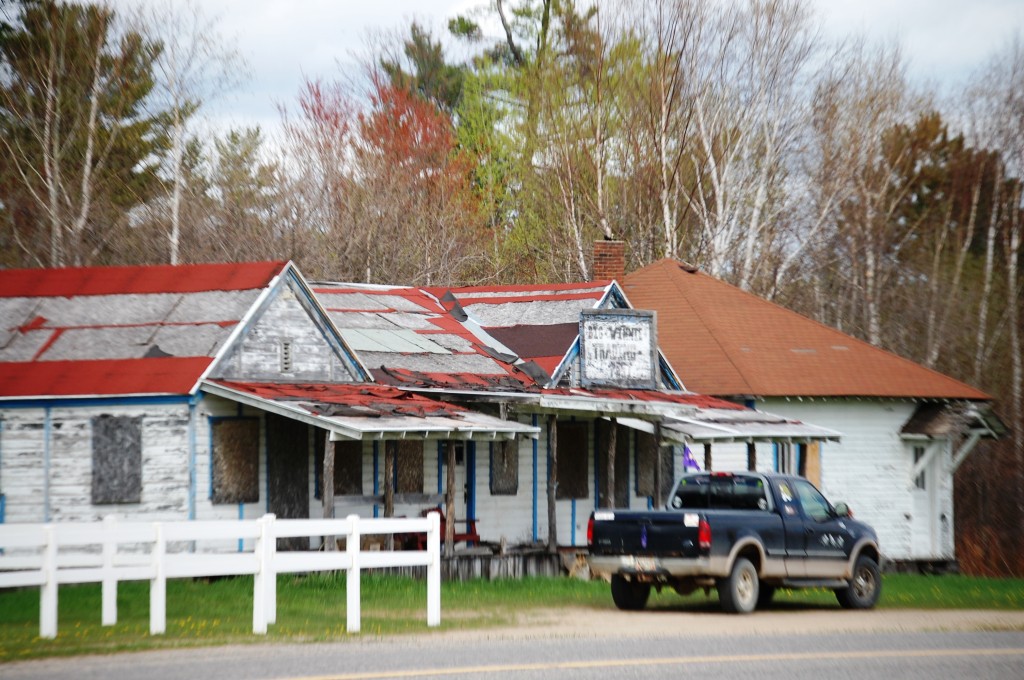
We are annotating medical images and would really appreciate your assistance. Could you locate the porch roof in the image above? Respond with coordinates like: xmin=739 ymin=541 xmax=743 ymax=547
xmin=201 ymin=379 xmax=540 ymax=442
xmin=656 ymin=408 xmax=842 ymax=444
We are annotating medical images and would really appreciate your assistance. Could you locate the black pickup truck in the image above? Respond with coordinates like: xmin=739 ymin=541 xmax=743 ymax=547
xmin=587 ymin=472 xmax=881 ymax=614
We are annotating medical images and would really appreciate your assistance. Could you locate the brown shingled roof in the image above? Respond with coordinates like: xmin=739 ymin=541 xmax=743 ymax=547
xmin=622 ymin=259 xmax=989 ymax=400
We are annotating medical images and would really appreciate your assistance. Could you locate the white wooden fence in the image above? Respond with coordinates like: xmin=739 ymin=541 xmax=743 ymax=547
xmin=0 ymin=512 xmax=441 ymax=639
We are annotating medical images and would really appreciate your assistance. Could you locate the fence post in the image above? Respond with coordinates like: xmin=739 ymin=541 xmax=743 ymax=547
xmin=265 ymin=514 xmax=277 ymax=625
xmin=427 ymin=510 xmax=441 ymax=627
xmin=102 ymin=515 xmax=117 ymax=626
xmin=150 ymin=522 xmax=166 ymax=635
xmin=253 ymin=515 xmax=265 ymax=634
xmin=40 ymin=525 xmax=57 ymax=639
xmin=346 ymin=514 xmax=360 ymax=633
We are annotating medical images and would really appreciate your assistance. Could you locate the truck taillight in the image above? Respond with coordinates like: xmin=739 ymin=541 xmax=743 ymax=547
xmin=698 ymin=517 xmax=711 ymax=552
xmin=587 ymin=515 xmax=594 ymax=545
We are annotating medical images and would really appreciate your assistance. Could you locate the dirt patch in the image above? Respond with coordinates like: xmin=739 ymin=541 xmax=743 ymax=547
xmin=431 ymin=607 xmax=1024 ymax=642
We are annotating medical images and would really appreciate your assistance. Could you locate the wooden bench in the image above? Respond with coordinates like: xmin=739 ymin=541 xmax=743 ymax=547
xmin=416 ymin=507 xmax=480 ymax=549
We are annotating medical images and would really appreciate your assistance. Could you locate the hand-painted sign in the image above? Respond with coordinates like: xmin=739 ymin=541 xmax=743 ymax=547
xmin=579 ymin=309 xmax=658 ymax=389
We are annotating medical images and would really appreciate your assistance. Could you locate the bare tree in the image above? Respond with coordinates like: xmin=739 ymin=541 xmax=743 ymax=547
xmin=141 ymin=0 xmax=245 ymax=265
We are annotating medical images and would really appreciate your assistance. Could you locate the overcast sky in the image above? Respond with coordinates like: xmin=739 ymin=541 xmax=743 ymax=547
xmin=113 ymin=0 xmax=1024 ymax=137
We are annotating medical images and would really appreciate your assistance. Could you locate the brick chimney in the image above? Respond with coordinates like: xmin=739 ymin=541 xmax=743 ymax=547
xmin=593 ymin=240 xmax=625 ymax=281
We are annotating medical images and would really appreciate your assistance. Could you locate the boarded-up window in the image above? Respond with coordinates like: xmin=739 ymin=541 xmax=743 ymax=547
xmin=596 ymin=421 xmax=630 ymax=507
xmin=395 ymin=440 xmax=423 ymax=493
xmin=490 ymin=439 xmax=519 ymax=495
xmin=556 ymin=421 xmax=589 ymax=500
xmin=91 ymin=415 xmax=142 ymax=504
xmin=314 ymin=436 xmax=363 ymax=497
xmin=635 ymin=431 xmax=674 ymax=501
xmin=211 ymin=418 xmax=260 ymax=504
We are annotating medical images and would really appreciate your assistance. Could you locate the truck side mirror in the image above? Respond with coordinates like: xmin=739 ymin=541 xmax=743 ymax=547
xmin=833 ymin=502 xmax=852 ymax=518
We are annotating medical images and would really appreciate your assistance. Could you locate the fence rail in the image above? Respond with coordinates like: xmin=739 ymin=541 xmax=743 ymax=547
xmin=0 ymin=512 xmax=441 ymax=639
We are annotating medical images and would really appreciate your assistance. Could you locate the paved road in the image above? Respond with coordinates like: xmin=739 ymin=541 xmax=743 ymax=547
xmin=4 ymin=610 xmax=1024 ymax=680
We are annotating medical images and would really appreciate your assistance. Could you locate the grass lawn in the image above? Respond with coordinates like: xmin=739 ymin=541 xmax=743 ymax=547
xmin=1 ymin=573 xmax=1022 ymax=661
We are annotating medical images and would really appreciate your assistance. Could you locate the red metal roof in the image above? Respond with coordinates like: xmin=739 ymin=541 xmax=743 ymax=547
xmin=623 ymin=259 xmax=990 ymax=400
xmin=211 ymin=380 xmax=470 ymax=417
xmin=0 ymin=358 xmax=212 ymax=398
xmin=0 ymin=261 xmax=288 ymax=398
xmin=0 ymin=261 xmax=286 ymax=298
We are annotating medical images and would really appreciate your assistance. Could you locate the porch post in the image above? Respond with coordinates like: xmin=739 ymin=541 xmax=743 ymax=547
xmin=445 ymin=442 xmax=455 ymax=554
xmin=547 ymin=414 xmax=558 ymax=554
xmin=652 ymin=423 xmax=662 ymax=508
xmin=605 ymin=419 xmax=617 ymax=508
xmin=704 ymin=443 xmax=712 ymax=471
xmin=323 ymin=431 xmax=336 ymax=550
xmin=747 ymin=442 xmax=756 ymax=471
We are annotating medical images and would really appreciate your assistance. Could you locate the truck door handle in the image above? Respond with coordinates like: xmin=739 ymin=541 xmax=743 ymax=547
xmin=805 ymin=527 xmax=814 ymax=535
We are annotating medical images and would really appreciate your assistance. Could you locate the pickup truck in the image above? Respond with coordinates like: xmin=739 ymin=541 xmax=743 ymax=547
xmin=587 ymin=472 xmax=881 ymax=614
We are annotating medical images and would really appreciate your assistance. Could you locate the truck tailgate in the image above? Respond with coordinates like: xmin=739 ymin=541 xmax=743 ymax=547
xmin=590 ymin=509 xmax=701 ymax=557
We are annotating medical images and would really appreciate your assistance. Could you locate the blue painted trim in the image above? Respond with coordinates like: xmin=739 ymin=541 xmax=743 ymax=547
xmin=773 ymin=442 xmax=779 ymax=472
xmin=467 ymin=442 xmax=477 ymax=521
xmin=487 ymin=441 xmax=493 ymax=494
xmin=532 ymin=415 xmax=538 ymax=542
xmin=658 ymin=356 xmax=682 ymax=390
xmin=571 ymin=499 xmax=577 ymax=546
xmin=0 ymin=395 xmax=193 ymax=410
xmin=188 ymin=400 xmax=197 ymax=521
xmin=0 ymin=418 xmax=4 ymax=524
xmin=436 ymin=441 xmax=444 ymax=495
xmin=43 ymin=407 xmax=52 ymax=522
xmin=238 ymin=504 xmax=245 ymax=552
xmin=372 ymin=441 xmax=379 ymax=518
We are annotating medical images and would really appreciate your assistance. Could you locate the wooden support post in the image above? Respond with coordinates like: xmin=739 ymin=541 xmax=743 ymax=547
xmin=747 ymin=442 xmax=756 ymax=471
xmin=547 ymin=415 xmax=558 ymax=554
xmin=323 ymin=432 xmax=336 ymax=550
xmin=704 ymin=443 xmax=712 ymax=472
xmin=384 ymin=441 xmax=395 ymax=551
xmin=605 ymin=419 xmax=617 ymax=508
xmin=652 ymin=423 xmax=662 ymax=509
xmin=445 ymin=442 xmax=456 ymax=555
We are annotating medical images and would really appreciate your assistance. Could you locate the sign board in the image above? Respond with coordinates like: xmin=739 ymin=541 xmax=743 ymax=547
xmin=579 ymin=310 xmax=658 ymax=389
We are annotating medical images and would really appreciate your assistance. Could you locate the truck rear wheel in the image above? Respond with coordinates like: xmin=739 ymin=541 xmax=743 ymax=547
xmin=718 ymin=557 xmax=759 ymax=614
xmin=835 ymin=555 xmax=881 ymax=609
xmin=611 ymin=575 xmax=651 ymax=610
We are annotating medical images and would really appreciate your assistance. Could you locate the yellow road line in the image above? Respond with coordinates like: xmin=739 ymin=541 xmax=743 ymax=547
xmin=286 ymin=647 xmax=1024 ymax=680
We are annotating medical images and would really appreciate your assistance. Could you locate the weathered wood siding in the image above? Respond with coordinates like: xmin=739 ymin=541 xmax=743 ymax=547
xmin=0 ymin=403 xmax=191 ymax=524
xmin=211 ymin=276 xmax=356 ymax=383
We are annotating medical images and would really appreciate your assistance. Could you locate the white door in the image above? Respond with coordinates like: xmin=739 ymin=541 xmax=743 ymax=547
xmin=910 ymin=444 xmax=938 ymax=558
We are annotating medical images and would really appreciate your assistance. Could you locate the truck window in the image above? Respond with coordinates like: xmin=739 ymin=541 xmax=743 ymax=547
xmin=792 ymin=478 xmax=832 ymax=522
xmin=672 ymin=475 xmax=710 ymax=509
xmin=670 ymin=475 xmax=768 ymax=511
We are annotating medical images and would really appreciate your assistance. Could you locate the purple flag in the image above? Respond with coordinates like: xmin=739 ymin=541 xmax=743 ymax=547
xmin=683 ymin=444 xmax=702 ymax=471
